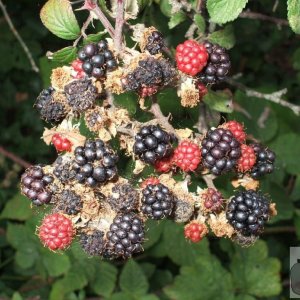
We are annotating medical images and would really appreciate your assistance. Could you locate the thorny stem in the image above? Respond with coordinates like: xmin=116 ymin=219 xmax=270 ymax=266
xmin=0 ymin=0 xmax=39 ymax=73
xmin=73 ymin=14 xmax=93 ymax=47
xmin=114 ymin=0 xmax=125 ymax=53
xmin=239 ymin=11 xmax=289 ymax=27
xmin=0 ymin=146 xmax=31 ymax=169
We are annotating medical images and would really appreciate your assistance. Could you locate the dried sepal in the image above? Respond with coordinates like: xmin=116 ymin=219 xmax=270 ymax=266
xmin=208 ymin=212 xmax=235 ymax=238
xmin=51 ymin=67 xmax=73 ymax=91
xmin=178 ymin=78 xmax=200 ymax=108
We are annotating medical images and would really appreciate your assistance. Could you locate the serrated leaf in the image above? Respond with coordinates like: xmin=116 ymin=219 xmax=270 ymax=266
xmin=287 ymin=0 xmax=300 ymax=34
xmin=0 ymin=194 xmax=32 ymax=221
xmin=114 ymin=92 xmax=138 ymax=115
xmin=208 ymin=25 xmax=235 ymax=49
xmin=40 ymin=0 xmax=80 ymax=40
xmin=83 ymin=32 xmax=106 ymax=44
xmin=194 ymin=14 xmax=206 ymax=33
xmin=120 ymin=260 xmax=149 ymax=297
xmin=203 ymin=90 xmax=233 ymax=113
xmin=207 ymin=0 xmax=249 ymax=24
xmin=42 ymin=251 xmax=71 ymax=277
xmin=143 ymin=219 xmax=165 ymax=249
xmin=50 ymin=46 xmax=77 ymax=63
xmin=168 ymin=12 xmax=187 ymax=29
xmin=160 ymin=0 xmax=172 ymax=17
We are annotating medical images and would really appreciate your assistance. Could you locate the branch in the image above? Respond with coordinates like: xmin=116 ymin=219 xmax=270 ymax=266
xmin=114 ymin=0 xmax=125 ymax=53
xmin=202 ymin=174 xmax=217 ymax=189
xmin=227 ymin=78 xmax=300 ymax=116
xmin=0 ymin=146 xmax=31 ymax=169
xmin=239 ymin=11 xmax=289 ymax=26
xmin=0 ymin=0 xmax=39 ymax=73
xmin=73 ymin=14 xmax=92 ymax=47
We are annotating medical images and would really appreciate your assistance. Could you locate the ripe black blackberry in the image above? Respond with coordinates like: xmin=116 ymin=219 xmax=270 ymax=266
xmin=145 ymin=31 xmax=165 ymax=55
xmin=21 ymin=165 xmax=54 ymax=206
xmin=79 ymin=230 xmax=105 ymax=256
xmin=250 ymin=144 xmax=276 ymax=179
xmin=107 ymin=184 xmax=139 ymax=213
xmin=122 ymin=57 xmax=177 ymax=94
xmin=72 ymin=139 xmax=118 ymax=187
xmin=77 ymin=41 xmax=117 ymax=79
xmin=141 ymin=183 xmax=174 ymax=220
xmin=53 ymin=156 xmax=76 ymax=183
xmin=133 ymin=125 xmax=175 ymax=164
xmin=35 ymin=87 xmax=68 ymax=123
xmin=201 ymin=128 xmax=241 ymax=176
xmin=197 ymin=41 xmax=231 ymax=84
xmin=226 ymin=190 xmax=270 ymax=236
xmin=55 ymin=190 xmax=82 ymax=215
xmin=64 ymin=79 xmax=98 ymax=113
xmin=106 ymin=212 xmax=145 ymax=258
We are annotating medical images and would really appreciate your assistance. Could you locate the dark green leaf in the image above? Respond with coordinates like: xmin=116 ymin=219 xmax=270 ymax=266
xmin=42 ymin=251 xmax=71 ymax=277
xmin=208 ymin=25 xmax=235 ymax=49
xmin=194 ymin=14 xmax=206 ymax=33
xmin=50 ymin=46 xmax=77 ymax=64
xmin=287 ymin=0 xmax=300 ymax=34
xmin=83 ymin=32 xmax=107 ymax=44
xmin=203 ymin=90 xmax=233 ymax=113
xmin=168 ymin=12 xmax=187 ymax=29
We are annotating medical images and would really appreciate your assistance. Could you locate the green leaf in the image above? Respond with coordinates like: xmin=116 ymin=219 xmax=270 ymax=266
xmin=287 ymin=0 xmax=300 ymax=34
xmin=40 ymin=0 xmax=80 ymax=40
xmin=90 ymin=262 xmax=118 ymax=297
xmin=208 ymin=25 xmax=235 ymax=49
xmin=12 ymin=292 xmax=23 ymax=300
xmin=15 ymin=250 xmax=37 ymax=269
xmin=160 ymin=0 xmax=172 ymax=17
xmin=230 ymin=240 xmax=281 ymax=297
xmin=120 ymin=260 xmax=149 ymax=297
xmin=83 ymin=32 xmax=107 ymax=44
xmin=194 ymin=14 xmax=206 ymax=33
xmin=207 ymin=0 xmax=249 ymax=24
xmin=203 ymin=90 xmax=233 ymax=113
xmin=42 ymin=251 xmax=71 ymax=277
xmin=143 ymin=220 xmax=164 ymax=249
xmin=164 ymin=255 xmax=234 ymax=300
xmin=168 ymin=12 xmax=187 ymax=29
xmin=110 ymin=292 xmax=133 ymax=300
xmin=50 ymin=46 xmax=77 ymax=64
xmin=114 ymin=92 xmax=138 ymax=115
xmin=292 ymin=48 xmax=300 ymax=70
xmin=0 ymin=194 xmax=32 ymax=221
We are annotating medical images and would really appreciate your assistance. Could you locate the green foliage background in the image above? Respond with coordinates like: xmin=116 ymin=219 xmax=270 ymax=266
xmin=0 ymin=0 xmax=299 ymax=299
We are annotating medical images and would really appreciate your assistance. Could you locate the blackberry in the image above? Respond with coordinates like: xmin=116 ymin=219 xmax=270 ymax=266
xmin=197 ymin=41 xmax=231 ymax=84
xmin=55 ymin=190 xmax=82 ymax=215
xmin=79 ymin=230 xmax=105 ymax=256
xmin=77 ymin=41 xmax=118 ymax=79
xmin=226 ymin=190 xmax=270 ymax=236
xmin=53 ymin=156 xmax=76 ymax=183
xmin=106 ymin=212 xmax=145 ymax=258
xmin=64 ymin=79 xmax=98 ymax=113
xmin=145 ymin=31 xmax=165 ymax=55
xmin=72 ymin=139 xmax=118 ymax=186
xmin=107 ymin=184 xmax=139 ymax=213
xmin=21 ymin=165 xmax=54 ymax=206
xmin=141 ymin=183 xmax=174 ymax=220
xmin=35 ymin=87 xmax=68 ymax=123
xmin=173 ymin=198 xmax=194 ymax=223
xmin=122 ymin=57 xmax=177 ymax=94
xmin=250 ymin=144 xmax=276 ymax=179
xmin=201 ymin=128 xmax=241 ymax=176
xmin=133 ymin=125 xmax=175 ymax=164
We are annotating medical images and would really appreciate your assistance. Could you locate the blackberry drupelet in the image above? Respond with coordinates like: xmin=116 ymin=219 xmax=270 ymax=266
xmin=53 ymin=156 xmax=76 ymax=183
xmin=226 ymin=190 xmax=270 ymax=236
xmin=64 ymin=79 xmax=98 ymax=113
xmin=56 ymin=190 xmax=82 ymax=215
xmin=35 ymin=87 xmax=68 ymax=123
xmin=133 ymin=125 xmax=175 ymax=164
xmin=201 ymin=128 xmax=241 ymax=175
xmin=21 ymin=165 xmax=54 ymax=206
xmin=72 ymin=139 xmax=118 ymax=186
xmin=197 ymin=41 xmax=231 ymax=84
xmin=141 ymin=183 xmax=174 ymax=220
xmin=107 ymin=184 xmax=139 ymax=213
xmin=77 ymin=41 xmax=117 ymax=79
xmin=79 ymin=230 xmax=105 ymax=256
xmin=106 ymin=213 xmax=145 ymax=258
xmin=250 ymin=144 xmax=276 ymax=179
xmin=145 ymin=31 xmax=165 ymax=55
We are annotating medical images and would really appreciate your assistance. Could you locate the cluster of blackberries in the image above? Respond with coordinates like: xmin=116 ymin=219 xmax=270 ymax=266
xmin=35 ymin=87 xmax=68 ymax=123
xmin=78 ymin=40 xmax=117 ymax=78
xmin=250 ymin=144 xmax=276 ymax=179
xmin=21 ymin=166 xmax=53 ymax=205
xmin=226 ymin=190 xmax=270 ymax=236
xmin=72 ymin=139 xmax=118 ymax=186
xmin=122 ymin=57 xmax=176 ymax=94
xmin=141 ymin=183 xmax=174 ymax=220
xmin=197 ymin=41 xmax=231 ymax=84
xmin=133 ymin=125 xmax=175 ymax=164
xmin=145 ymin=31 xmax=165 ymax=55
xmin=201 ymin=128 xmax=241 ymax=175
xmin=53 ymin=156 xmax=76 ymax=183
xmin=55 ymin=190 xmax=83 ymax=215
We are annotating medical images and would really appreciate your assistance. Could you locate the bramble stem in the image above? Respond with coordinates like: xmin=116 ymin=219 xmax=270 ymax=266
xmin=0 ymin=146 xmax=31 ymax=169
xmin=114 ymin=0 xmax=125 ymax=53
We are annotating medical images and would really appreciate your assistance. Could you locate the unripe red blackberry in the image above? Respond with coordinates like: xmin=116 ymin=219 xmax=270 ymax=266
xmin=52 ymin=134 xmax=72 ymax=152
xmin=173 ymin=140 xmax=201 ymax=172
xmin=226 ymin=190 xmax=271 ymax=236
xmin=237 ymin=144 xmax=256 ymax=173
xmin=201 ymin=188 xmax=224 ymax=213
xmin=223 ymin=121 xmax=246 ymax=144
xmin=184 ymin=221 xmax=208 ymax=243
xmin=133 ymin=125 xmax=175 ymax=165
xmin=106 ymin=212 xmax=145 ymax=258
xmin=141 ymin=183 xmax=174 ymax=220
xmin=38 ymin=213 xmax=74 ymax=250
xmin=140 ymin=177 xmax=160 ymax=189
xmin=71 ymin=59 xmax=85 ymax=79
xmin=55 ymin=190 xmax=83 ymax=215
xmin=72 ymin=139 xmax=118 ymax=186
xmin=175 ymin=40 xmax=208 ymax=76
xmin=196 ymin=81 xmax=208 ymax=98
xmin=201 ymin=128 xmax=241 ymax=176
xmin=139 ymin=86 xmax=158 ymax=98
xmin=197 ymin=41 xmax=231 ymax=84
xmin=154 ymin=155 xmax=174 ymax=173
xmin=249 ymin=144 xmax=276 ymax=179
xmin=21 ymin=165 xmax=54 ymax=206
xmin=79 ymin=230 xmax=105 ymax=256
